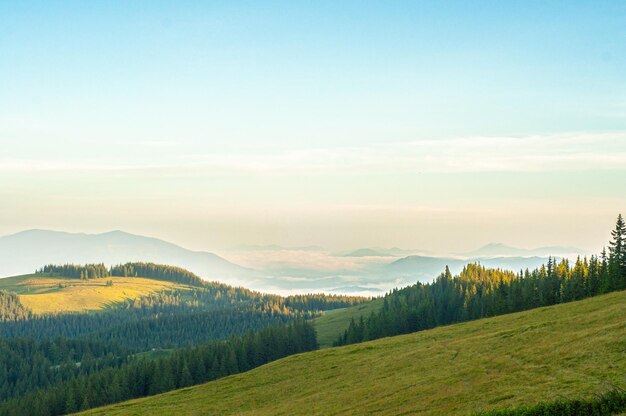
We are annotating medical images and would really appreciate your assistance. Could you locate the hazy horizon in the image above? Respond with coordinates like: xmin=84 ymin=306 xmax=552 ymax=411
xmin=0 ymin=227 xmax=597 ymax=257
xmin=0 ymin=227 xmax=596 ymax=296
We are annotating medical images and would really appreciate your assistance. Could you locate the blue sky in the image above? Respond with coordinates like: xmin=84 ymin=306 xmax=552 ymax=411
xmin=0 ymin=1 xmax=625 ymax=252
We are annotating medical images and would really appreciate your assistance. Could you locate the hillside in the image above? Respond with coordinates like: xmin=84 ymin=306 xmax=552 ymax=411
xmin=0 ymin=274 xmax=191 ymax=314
xmin=81 ymin=290 xmax=626 ymax=416
xmin=313 ymin=297 xmax=383 ymax=347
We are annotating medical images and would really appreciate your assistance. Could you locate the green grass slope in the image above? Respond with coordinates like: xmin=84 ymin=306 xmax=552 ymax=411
xmin=313 ymin=297 xmax=383 ymax=347
xmin=0 ymin=274 xmax=190 ymax=314
xmin=81 ymin=290 xmax=626 ymax=416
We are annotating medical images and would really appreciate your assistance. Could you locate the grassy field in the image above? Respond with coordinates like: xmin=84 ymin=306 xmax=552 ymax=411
xmin=313 ymin=297 xmax=383 ymax=347
xmin=81 ymin=290 xmax=626 ymax=416
xmin=0 ymin=274 xmax=189 ymax=314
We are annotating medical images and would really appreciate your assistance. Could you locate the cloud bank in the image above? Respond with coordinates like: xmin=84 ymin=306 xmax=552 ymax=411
xmin=2 ymin=132 xmax=625 ymax=175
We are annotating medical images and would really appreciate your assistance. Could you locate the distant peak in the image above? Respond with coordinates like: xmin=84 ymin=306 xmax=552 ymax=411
xmin=481 ymin=243 xmax=509 ymax=248
xmin=456 ymin=242 xmax=587 ymax=258
xmin=98 ymin=230 xmax=133 ymax=236
xmin=3 ymin=229 xmax=76 ymax=238
xmin=3 ymin=229 xmax=135 ymax=239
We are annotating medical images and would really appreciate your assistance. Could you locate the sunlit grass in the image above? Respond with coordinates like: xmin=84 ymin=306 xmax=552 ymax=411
xmin=313 ymin=297 xmax=383 ymax=347
xmin=0 ymin=274 xmax=188 ymax=314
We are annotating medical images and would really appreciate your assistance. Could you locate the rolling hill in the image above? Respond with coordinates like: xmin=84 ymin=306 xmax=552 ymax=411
xmin=80 ymin=290 xmax=626 ymax=416
xmin=0 ymin=230 xmax=249 ymax=281
xmin=0 ymin=273 xmax=192 ymax=314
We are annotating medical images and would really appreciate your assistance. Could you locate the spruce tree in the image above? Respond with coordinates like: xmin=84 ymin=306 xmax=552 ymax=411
xmin=179 ymin=363 xmax=193 ymax=388
xmin=80 ymin=394 xmax=90 ymax=411
xmin=608 ymin=214 xmax=626 ymax=290
xmin=64 ymin=388 xmax=77 ymax=414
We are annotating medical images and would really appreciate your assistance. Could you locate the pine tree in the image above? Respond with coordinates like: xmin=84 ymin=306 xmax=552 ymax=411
xmin=65 ymin=388 xmax=77 ymax=414
xmin=608 ymin=214 xmax=626 ymax=290
xmin=80 ymin=394 xmax=90 ymax=411
xmin=225 ymin=348 xmax=239 ymax=374
xmin=179 ymin=363 xmax=193 ymax=388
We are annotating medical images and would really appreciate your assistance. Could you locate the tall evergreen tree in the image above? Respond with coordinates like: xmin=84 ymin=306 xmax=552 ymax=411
xmin=608 ymin=214 xmax=626 ymax=290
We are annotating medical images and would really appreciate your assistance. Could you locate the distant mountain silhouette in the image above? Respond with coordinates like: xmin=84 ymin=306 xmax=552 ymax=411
xmin=0 ymin=230 xmax=250 ymax=280
xmin=339 ymin=247 xmax=429 ymax=257
xmin=456 ymin=243 xmax=587 ymax=258
xmin=0 ymin=230 xmax=586 ymax=295
xmin=229 ymin=244 xmax=325 ymax=252
xmin=386 ymin=254 xmax=552 ymax=281
xmin=341 ymin=248 xmax=390 ymax=257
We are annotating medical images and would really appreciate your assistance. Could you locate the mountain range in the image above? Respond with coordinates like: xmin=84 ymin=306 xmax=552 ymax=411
xmin=0 ymin=230 xmax=587 ymax=295
xmin=455 ymin=242 xmax=587 ymax=258
xmin=338 ymin=247 xmax=430 ymax=257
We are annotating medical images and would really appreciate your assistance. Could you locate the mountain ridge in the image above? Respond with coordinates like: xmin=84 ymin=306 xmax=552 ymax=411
xmin=0 ymin=229 xmax=250 ymax=281
xmin=456 ymin=242 xmax=588 ymax=258
xmin=386 ymin=254 xmax=551 ymax=281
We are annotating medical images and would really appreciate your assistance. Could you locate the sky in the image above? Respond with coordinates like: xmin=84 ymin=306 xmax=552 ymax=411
xmin=1 ymin=1 xmax=625 ymax=253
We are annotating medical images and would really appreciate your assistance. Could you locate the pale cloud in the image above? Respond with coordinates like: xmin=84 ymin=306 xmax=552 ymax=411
xmin=0 ymin=159 xmax=170 ymax=173
xmin=222 ymin=249 xmax=393 ymax=273
xmin=1 ymin=132 xmax=625 ymax=175
xmin=183 ymin=132 xmax=626 ymax=174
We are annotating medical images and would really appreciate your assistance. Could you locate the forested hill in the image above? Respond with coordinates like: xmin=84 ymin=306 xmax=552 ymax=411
xmin=34 ymin=262 xmax=370 ymax=312
xmin=0 ymin=263 xmax=366 ymax=414
xmin=0 ymin=266 xmax=367 ymax=349
xmin=3 ymin=262 xmax=368 ymax=317
xmin=0 ymin=260 xmax=367 ymax=348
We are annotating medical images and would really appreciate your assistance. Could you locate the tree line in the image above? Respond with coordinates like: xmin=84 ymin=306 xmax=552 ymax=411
xmin=284 ymin=293 xmax=366 ymax=311
xmin=38 ymin=262 xmax=206 ymax=286
xmin=336 ymin=214 xmax=626 ymax=346
xmin=0 ymin=320 xmax=318 ymax=416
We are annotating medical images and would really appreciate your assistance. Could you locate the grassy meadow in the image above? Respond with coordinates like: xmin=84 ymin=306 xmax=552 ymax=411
xmin=80 ymin=290 xmax=626 ymax=416
xmin=313 ymin=297 xmax=383 ymax=347
xmin=0 ymin=274 xmax=188 ymax=314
